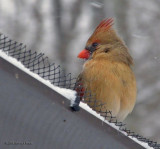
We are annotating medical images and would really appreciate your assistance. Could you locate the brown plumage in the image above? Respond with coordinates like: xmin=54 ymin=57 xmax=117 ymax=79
xmin=76 ymin=18 xmax=136 ymax=121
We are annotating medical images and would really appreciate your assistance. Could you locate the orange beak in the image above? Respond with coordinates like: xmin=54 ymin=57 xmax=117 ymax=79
xmin=77 ymin=49 xmax=90 ymax=59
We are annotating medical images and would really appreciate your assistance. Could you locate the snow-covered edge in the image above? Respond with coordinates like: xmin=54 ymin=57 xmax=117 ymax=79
xmin=0 ymin=50 xmax=153 ymax=149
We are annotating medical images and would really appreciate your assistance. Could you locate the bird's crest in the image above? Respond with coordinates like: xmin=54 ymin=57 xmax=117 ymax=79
xmin=87 ymin=18 xmax=115 ymax=45
xmin=94 ymin=18 xmax=114 ymax=33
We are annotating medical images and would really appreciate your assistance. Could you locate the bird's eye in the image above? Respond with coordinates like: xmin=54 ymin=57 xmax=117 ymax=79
xmin=92 ymin=42 xmax=98 ymax=47
xmin=104 ymin=48 xmax=110 ymax=53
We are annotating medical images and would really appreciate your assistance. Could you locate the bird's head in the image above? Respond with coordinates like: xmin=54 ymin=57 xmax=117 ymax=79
xmin=77 ymin=18 xmax=133 ymax=66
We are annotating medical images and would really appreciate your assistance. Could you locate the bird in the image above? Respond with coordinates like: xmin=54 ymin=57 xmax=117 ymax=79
xmin=71 ymin=18 xmax=137 ymax=121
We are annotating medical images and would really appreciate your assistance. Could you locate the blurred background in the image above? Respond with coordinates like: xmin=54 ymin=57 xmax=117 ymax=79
xmin=0 ymin=0 xmax=160 ymax=143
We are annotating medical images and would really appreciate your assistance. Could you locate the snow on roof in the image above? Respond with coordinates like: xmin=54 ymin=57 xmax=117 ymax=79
xmin=0 ymin=50 xmax=153 ymax=149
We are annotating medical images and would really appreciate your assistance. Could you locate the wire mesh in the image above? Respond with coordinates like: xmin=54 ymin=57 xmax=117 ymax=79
xmin=0 ymin=33 xmax=160 ymax=149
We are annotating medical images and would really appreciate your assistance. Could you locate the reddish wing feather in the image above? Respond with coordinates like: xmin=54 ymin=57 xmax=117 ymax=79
xmin=75 ymin=83 xmax=84 ymax=100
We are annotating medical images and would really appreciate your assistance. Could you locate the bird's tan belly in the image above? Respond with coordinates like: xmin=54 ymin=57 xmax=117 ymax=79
xmin=82 ymin=61 xmax=136 ymax=121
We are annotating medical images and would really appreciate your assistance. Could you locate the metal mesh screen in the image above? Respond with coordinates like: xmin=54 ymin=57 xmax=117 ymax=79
xmin=0 ymin=33 xmax=159 ymax=149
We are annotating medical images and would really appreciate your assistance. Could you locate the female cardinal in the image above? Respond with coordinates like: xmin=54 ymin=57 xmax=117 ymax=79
xmin=71 ymin=18 xmax=136 ymax=121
